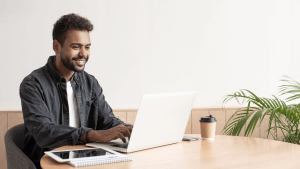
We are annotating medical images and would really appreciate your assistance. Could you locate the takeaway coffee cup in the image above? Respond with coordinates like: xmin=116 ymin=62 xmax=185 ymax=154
xmin=199 ymin=115 xmax=217 ymax=140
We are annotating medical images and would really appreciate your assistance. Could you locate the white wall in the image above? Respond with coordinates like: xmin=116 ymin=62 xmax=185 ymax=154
xmin=1 ymin=0 xmax=300 ymax=110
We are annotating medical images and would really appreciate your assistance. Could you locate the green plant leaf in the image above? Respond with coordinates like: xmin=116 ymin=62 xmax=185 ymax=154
xmin=222 ymin=75 xmax=300 ymax=145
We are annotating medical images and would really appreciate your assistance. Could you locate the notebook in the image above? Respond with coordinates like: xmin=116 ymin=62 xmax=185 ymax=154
xmin=69 ymin=156 xmax=132 ymax=167
xmin=45 ymin=147 xmax=132 ymax=167
xmin=87 ymin=91 xmax=197 ymax=153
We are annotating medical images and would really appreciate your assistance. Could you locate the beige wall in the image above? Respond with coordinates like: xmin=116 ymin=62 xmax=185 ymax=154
xmin=2 ymin=0 xmax=300 ymax=110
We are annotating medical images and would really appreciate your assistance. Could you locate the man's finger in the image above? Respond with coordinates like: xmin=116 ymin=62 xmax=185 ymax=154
xmin=121 ymin=128 xmax=131 ymax=140
xmin=126 ymin=126 xmax=133 ymax=133
xmin=115 ymin=128 xmax=130 ymax=140
xmin=117 ymin=133 xmax=127 ymax=143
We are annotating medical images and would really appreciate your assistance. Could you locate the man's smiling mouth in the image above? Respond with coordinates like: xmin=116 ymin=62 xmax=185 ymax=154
xmin=74 ymin=59 xmax=86 ymax=66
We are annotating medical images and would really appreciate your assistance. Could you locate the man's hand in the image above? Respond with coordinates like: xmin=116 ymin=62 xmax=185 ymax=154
xmin=80 ymin=124 xmax=132 ymax=143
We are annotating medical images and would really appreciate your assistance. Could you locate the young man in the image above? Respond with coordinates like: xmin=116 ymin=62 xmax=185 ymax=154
xmin=19 ymin=13 xmax=132 ymax=169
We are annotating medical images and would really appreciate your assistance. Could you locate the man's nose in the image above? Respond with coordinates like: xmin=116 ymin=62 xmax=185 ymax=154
xmin=79 ymin=48 xmax=88 ymax=57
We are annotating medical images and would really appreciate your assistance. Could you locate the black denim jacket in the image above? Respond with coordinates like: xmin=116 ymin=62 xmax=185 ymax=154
xmin=19 ymin=55 xmax=125 ymax=166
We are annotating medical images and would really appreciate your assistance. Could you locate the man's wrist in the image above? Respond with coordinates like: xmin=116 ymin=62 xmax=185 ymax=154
xmin=86 ymin=129 xmax=93 ymax=143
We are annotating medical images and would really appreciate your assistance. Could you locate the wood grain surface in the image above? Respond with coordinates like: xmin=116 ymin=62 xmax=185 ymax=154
xmin=0 ymin=113 xmax=8 ymax=169
xmin=41 ymin=134 xmax=300 ymax=169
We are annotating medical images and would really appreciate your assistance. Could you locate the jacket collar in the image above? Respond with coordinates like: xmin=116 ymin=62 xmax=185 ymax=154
xmin=47 ymin=55 xmax=79 ymax=84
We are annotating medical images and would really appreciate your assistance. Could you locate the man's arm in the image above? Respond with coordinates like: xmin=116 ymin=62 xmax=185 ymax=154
xmin=20 ymin=78 xmax=92 ymax=148
xmin=79 ymin=124 xmax=133 ymax=143
xmin=81 ymin=77 xmax=132 ymax=143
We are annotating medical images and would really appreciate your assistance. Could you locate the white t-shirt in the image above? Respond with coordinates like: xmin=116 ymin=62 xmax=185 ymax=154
xmin=67 ymin=81 xmax=80 ymax=128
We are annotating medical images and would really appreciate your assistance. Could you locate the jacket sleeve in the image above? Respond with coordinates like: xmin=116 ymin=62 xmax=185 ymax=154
xmin=93 ymin=78 xmax=126 ymax=130
xmin=20 ymin=77 xmax=92 ymax=149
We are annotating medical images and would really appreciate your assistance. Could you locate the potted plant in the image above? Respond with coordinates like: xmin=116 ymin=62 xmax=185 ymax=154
xmin=222 ymin=75 xmax=300 ymax=144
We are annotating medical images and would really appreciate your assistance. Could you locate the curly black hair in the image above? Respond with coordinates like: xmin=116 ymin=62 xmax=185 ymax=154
xmin=52 ymin=13 xmax=93 ymax=46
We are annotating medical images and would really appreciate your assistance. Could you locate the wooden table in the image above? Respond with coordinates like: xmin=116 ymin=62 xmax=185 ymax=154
xmin=41 ymin=134 xmax=300 ymax=169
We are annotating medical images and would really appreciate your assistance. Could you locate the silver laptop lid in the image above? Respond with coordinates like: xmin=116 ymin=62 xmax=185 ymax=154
xmin=127 ymin=91 xmax=196 ymax=152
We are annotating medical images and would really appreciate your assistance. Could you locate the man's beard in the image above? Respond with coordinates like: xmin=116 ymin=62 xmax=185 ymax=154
xmin=60 ymin=54 xmax=87 ymax=72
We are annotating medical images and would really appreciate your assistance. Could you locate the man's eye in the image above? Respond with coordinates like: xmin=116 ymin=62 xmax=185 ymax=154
xmin=86 ymin=46 xmax=90 ymax=49
xmin=73 ymin=46 xmax=79 ymax=49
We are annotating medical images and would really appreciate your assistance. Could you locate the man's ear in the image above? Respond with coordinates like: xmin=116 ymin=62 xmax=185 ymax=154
xmin=53 ymin=40 xmax=61 ymax=54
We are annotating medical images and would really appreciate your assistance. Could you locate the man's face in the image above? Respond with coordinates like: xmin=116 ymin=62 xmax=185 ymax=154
xmin=59 ymin=30 xmax=91 ymax=72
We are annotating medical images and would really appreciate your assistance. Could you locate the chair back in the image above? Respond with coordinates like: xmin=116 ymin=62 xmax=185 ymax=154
xmin=4 ymin=123 xmax=36 ymax=169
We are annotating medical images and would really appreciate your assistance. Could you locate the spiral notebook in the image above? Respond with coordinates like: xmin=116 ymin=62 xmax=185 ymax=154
xmin=69 ymin=156 xmax=132 ymax=167
xmin=45 ymin=147 xmax=132 ymax=167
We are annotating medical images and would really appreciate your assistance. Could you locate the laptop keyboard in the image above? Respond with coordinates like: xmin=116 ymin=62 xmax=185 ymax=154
xmin=111 ymin=142 xmax=129 ymax=148
xmin=86 ymin=137 xmax=129 ymax=151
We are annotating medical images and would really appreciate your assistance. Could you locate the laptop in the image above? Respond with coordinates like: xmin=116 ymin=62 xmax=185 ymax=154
xmin=87 ymin=91 xmax=197 ymax=153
